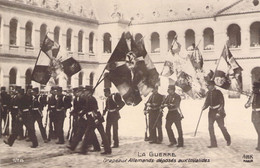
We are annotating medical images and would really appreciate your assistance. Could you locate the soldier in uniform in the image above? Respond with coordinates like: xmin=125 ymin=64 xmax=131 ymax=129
xmin=202 ymin=80 xmax=231 ymax=148
xmin=144 ymin=86 xmax=164 ymax=144
xmin=54 ymin=87 xmax=66 ymax=144
xmin=103 ymin=88 xmax=125 ymax=148
xmin=161 ymin=85 xmax=184 ymax=147
xmin=31 ymin=87 xmax=48 ymax=143
xmin=47 ymin=86 xmax=57 ymax=141
xmin=69 ymin=86 xmax=84 ymax=141
xmin=245 ymin=81 xmax=260 ymax=151
xmin=0 ymin=87 xmax=11 ymax=136
xmin=4 ymin=88 xmax=38 ymax=148
xmin=10 ymin=86 xmax=24 ymax=139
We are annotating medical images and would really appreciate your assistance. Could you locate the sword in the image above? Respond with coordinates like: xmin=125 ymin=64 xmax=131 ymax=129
xmin=2 ymin=111 xmax=9 ymax=135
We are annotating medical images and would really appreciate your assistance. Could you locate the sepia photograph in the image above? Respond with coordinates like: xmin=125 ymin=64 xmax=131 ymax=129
xmin=0 ymin=0 xmax=260 ymax=167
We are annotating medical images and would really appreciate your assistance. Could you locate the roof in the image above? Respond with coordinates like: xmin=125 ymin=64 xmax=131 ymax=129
xmin=217 ymin=0 xmax=260 ymax=16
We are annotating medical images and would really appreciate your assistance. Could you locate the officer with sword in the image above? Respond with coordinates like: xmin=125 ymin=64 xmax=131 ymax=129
xmin=161 ymin=85 xmax=184 ymax=147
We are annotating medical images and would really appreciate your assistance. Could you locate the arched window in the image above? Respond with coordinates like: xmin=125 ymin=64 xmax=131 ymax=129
xmin=250 ymin=22 xmax=260 ymax=47
xmin=78 ymin=30 xmax=83 ymax=52
xmin=9 ymin=68 xmax=17 ymax=85
xmin=79 ymin=72 xmax=83 ymax=86
xmin=104 ymin=72 xmax=111 ymax=88
xmin=40 ymin=24 xmax=47 ymax=47
xmin=10 ymin=18 xmax=18 ymax=45
xmin=25 ymin=69 xmax=32 ymax=87
xmin=103 ymin=33 xmax=111 ymax=53
xmin=25 ymin=21 xmax=33 ymax=47
xmin=89 ymin=32 xmax=94 ymax=53
xmin=151 ymin=32 xmax=160 ymax=53
xmin=135 ymin=33 xmax=143 ymax=43
xmin=54 ymin=26 xmax=60 ymax=44
xmin=185 ymin=29 xmax=195 ymax=51
xmin=89 ymin=72 xmax=94 ymax=86
xmin=167 ymin=31 xmax=177 ymax=51
xmin=66 ymin=29 xmax=72 ymax=51
xmin=227 ymin=24 xmax=241 ymax=48
xmin=203 ymin=28 xmax=214 ymax=50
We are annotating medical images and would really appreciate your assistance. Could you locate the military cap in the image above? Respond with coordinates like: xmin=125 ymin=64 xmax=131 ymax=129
xmin=104 ymin=88 xmax=111 ymax=92
xmin=57 ymin=87 xmax=62 ymax=92
xmin=73 ymin=87 xmax=79 ymax=92
xmin=15 ymin=86 xmax=22 ymax=91
xmin=33 ymin=87 xmax=39 ymax=93
xmin=18 ymin=88 xmax=24 ymax=94
xmin=85 ymin=85 xmax=93 ymax=91
xmin=168 ymin=85 xmax=176 ymax=90
xmin=1 ymin=86 xmax=6 ymax=91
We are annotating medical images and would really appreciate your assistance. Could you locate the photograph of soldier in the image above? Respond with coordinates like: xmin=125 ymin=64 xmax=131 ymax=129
xmin=103 ymin=88 xmax=125 ymax=148
xmin=202 ymin=80 xmax=231 ymax=148
xmin=53 ymin=87 xmax=66 ymax=144
xmin=10 ymin=86 xmax=24 ymax=139
xmin=47 ymin=86 xmax=57 ymax=141
xmin=4 ymin=88 xmax=38 ymax=148
xmin=245 ymin=81 xmax=260 ymax=151
xmin=31 ymin=87 xmax=48 ymax=143
xmin=80 ymin=86 xmax=111 ymax=154
xmin=144 ymin=86 xmax=164 ymax=144
xmin=0 ymin=87 xmax=11 ymax=136
xmin=68 ymin=86 xmax=84 ymax=142
xmin=68 ymin=86 xmax=105 ymax=154
xmin=161 ymin=85 xmax=184 ymax=147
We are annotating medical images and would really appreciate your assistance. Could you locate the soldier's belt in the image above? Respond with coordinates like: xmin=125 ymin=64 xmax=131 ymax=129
xmin=57 ymin=109 xmax=64 ymax=111
xmin=50 ymin=106 xmax=55 ymax=108
xmin=168 ymin=108 xmax=178 ymax=111
xmin=3 ymin=105 xmax=7 ymax=107
xmin=13 ymin=106 xmax=18 ymax=108
xmin=149 ymin=107 xmax=160 ymax=111
xmin=32 ymin=108 xmax=39 ymax=110
xmin=108 ymin=109 xmax=117 ymax=112
xmin=209 ymin=105 xmax=220 ymax=109
xmin=253 ymin=108 xmax=260 ymax=112
xmin=22 ymin=109 xmax=29 ymax=112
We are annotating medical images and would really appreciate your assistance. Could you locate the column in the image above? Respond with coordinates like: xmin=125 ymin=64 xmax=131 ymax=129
xmin=19 ymin=26 xmax=25 ymax=52
xmin=2 ymin=24 xmax=9 ymax=51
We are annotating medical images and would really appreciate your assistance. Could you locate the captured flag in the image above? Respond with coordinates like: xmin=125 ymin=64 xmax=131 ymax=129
xmin=62 ymin=57 xmax=81 ymax=77
xmin=106 ymin=32 xmax=142 ymax=106
xmin=188 ymin=47 xmax=203 ymax=71
xmin=213 ymin=44 xmax=243 ymax=91
xmin=41 ymin=35 xmax=60 ymax=59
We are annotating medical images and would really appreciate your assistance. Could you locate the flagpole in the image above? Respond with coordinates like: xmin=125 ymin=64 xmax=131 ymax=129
xmin=211 ymin=44 xmax=226 ymax=80
xmin=92 ymin=65 xmax=107 ymax=94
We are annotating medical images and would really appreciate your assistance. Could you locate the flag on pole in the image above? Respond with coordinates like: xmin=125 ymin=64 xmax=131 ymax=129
xmin=106 ymin=32 xmax=142 ymax=106
xmin=62 ymin=57 xmax=81 ymax=77
xmin=188 ymin=47 xmax=203 ymax=71
xmin=213 ymin=44 xmax=243 ymax=91
xmin=41 ymin=36 xmax=60 ymax=59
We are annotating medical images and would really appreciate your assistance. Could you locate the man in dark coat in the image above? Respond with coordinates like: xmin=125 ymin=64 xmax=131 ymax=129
xmin=161 ymin=85 xmax=184 ymax=147
xmin=31 ymin=87 xmax=48 ymax=143
xmin=4 ymin=88 xmax=38 ymax=148
xmin=0 ymin=87 xmax=11 ymax=136
xmin=245 ymin=81 xmax=260 ymax=151
xmin=144 ymin=86 xmax=164 ymax=144
xmin=202 ymin=80 xmax=231 ymax=148
xmin=103 ymin=88 xmax=125 ymax=148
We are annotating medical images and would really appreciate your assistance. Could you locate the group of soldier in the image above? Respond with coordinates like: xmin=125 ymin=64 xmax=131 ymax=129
xmin=0 ymin=84 xmax=126 ymax=155
xmin=1 ymin=78 xmax=260 ymax=153
xmin=144 ymin=80 xmax=260 ymax=151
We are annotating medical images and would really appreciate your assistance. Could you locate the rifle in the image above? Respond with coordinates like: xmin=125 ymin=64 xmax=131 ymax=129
xmin=2 ymin=110 xmax=10 ymax=135
xmin=44 ymin=109 xmax=49 ymax=130
xmin=194 ymin=109 xmax=204 ymax=137
xmin=66 ymin=114 xmax=72 ymax=140
xmin=144 ymin=112 xmax=149 ymax=141
xmin=152 ymin=109 xmax=163 ymax=130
